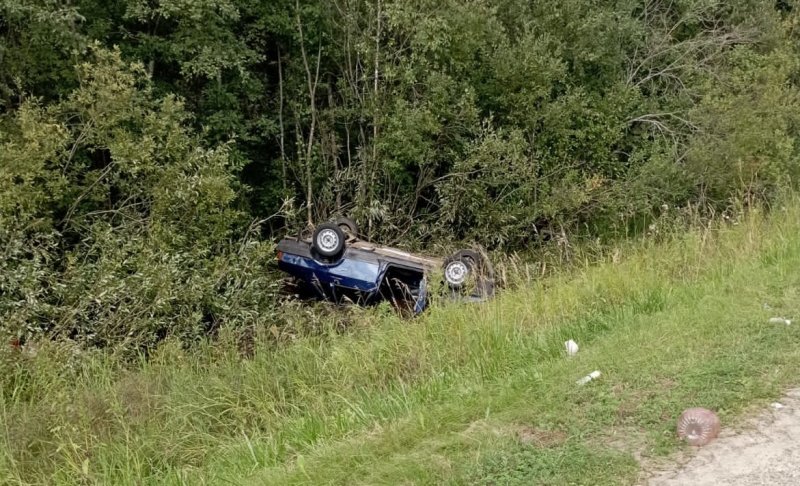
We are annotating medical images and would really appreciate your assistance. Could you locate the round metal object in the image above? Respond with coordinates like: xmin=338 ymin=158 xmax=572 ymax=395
xmin=444 ymin=260 xmax=469 ymax=286
xmin=317 ymin=228 xmax=340 ymax=253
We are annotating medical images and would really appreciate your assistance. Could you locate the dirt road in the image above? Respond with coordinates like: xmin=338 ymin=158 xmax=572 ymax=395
xmin=648 ymin=389 xmax=800 ymax=485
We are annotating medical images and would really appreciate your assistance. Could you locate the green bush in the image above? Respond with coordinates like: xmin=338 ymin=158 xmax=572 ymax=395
xmin=0 ymin=46 xmax=279 ymax=349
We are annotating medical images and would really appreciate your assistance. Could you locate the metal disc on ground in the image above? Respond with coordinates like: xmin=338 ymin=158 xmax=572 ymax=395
xmin=677 ymin=407 xmax=720 ymax=446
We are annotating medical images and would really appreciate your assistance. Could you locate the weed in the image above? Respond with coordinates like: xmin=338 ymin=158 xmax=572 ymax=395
xmin=2 ymin=199 xmax=800 ymax=484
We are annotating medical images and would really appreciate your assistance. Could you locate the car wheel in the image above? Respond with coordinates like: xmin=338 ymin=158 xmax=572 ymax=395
xmin=443 ymin=250 xmax=479 ymax=288
xmin=312 ymin=223 xmax=346 ymax=258
xmin=335 ymin=217 xmax=359 ymax=239
xmin=443 ymin=249 xmax=495 ymax=300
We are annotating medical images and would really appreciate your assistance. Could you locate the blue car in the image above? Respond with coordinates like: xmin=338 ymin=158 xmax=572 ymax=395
xmin=276 ymin=218 xmax=494 ymax=313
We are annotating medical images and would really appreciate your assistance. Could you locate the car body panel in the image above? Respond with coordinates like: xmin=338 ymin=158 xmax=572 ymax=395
xmin=278 ymin=251 xmax=382 ymax=292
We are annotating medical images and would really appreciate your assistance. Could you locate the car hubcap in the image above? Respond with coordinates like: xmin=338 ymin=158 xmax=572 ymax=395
xmin=445 ymin=261 xmax=469 ymax=285
xmin=317 ymin=229 xmax=339 ymax=252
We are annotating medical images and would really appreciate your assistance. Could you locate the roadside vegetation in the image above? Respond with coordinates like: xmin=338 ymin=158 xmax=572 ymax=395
xmin=3 ymin=199 xmax=800 ymax=484
xmin=3 ymin=0 xmax=800 ymax=350
xmin=3 ymin=1 xmax=800 ymax=484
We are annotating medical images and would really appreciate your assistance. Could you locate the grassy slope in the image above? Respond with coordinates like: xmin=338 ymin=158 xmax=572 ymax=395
xmin=2 ymin=203 xmax=800 ymax=485
xmin=244 ymin=206 xmax=800 ymax=485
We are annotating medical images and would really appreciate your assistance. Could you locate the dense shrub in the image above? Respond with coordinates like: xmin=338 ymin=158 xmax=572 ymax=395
xmin=1 ymin=0 xmax=800 ymax=347
xmin=0 ymin=47 xmax=278 ymax=349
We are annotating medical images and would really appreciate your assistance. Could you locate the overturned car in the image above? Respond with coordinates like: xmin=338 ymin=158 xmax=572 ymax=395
xmin=276 ymin=218 xmax=494 ymax=313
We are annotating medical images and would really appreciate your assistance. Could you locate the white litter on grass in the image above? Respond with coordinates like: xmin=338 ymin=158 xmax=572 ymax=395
xmin=565 ymin=339 xmax=579 ymax=356
xmin=771 ymin=402 xmax=785 ymax=410
xmin=576 ymin=370 xmax=601 ymax=386
xmin=768 ymin=317 xmax=792 ymax=325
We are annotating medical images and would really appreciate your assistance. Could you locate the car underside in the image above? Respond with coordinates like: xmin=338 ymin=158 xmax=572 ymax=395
xmin=276 ymin=218 xmax=494 ymax=313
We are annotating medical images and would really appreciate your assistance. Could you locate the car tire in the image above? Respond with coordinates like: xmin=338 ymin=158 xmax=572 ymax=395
xmin=335 ymin=217 xmax=359 ymax=239
xmin=443 ymin=249 xmax=495 ymax=300
xmin=443 ymin=249 xmax=480 ymax=289
xmin=312 ymin=223 xmax=346 ymax=258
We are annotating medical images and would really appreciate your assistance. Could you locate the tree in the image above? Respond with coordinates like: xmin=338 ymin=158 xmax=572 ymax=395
xmin=0 ymin=46 xmax=277 ymax=348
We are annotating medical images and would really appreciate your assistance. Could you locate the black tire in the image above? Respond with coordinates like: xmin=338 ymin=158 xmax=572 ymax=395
xmin=335 ymin=217 xmax=359 ymax=239
xmin=312 ymin=223 xmax=346 ymax=258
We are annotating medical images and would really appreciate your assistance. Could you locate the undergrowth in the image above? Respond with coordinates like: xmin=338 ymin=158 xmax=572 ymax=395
xmin=2 ymin=200 xmax=800 ymax=485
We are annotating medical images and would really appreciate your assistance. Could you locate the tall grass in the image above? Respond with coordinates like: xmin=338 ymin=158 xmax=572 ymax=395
xmin=2 ymin=201 xmax=800 ymax=484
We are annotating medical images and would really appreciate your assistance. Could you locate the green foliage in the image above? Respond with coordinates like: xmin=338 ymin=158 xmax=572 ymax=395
xmin=3 ymin=197 xmax=800 ymax=483
xmin=0 ymin=0 xmax=88 ymax=106
xmin=467 ymin=443 xmax=639 ymax=485
xmin=2 ymin=2 xmax=800 ymax=481
xmin=5 ymin=0 xmax=799 ymax=247
xmin=686 ymin=46 xmax=799 ymax=204
xmin=2 ymin=0 xmax=800 ymax=342
xmin=124 ymin=0 xmax=260 ymax=81
xmin=438 ymin=124 xmax=537 ymax=248
xmin=0 ymin=46 xmax=278 ymax=348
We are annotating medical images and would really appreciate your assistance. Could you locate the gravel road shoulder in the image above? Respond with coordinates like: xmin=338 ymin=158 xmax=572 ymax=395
xmin=648 ymin=389 xmax=800 ymax=485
